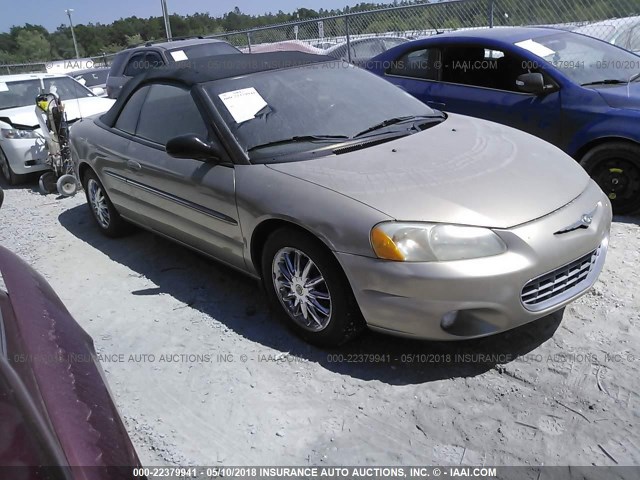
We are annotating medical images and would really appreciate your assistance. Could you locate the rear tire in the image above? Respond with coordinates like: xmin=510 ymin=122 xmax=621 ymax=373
xmin=580 ymin=142 xmax=640 ymax=215
xmin=0 ymin=147 xmax=27 ymax=186
xmin=82 ymin=169 xmax=130 ymax=237
xmin=261 ymin=228 xmax=365 ymax=347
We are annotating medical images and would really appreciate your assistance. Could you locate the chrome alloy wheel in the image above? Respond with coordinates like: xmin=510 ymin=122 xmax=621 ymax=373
xmin=87 ymin=178 xmax=110 ymax=229
xmin=272 ymin=247 xmax=332 ymax=331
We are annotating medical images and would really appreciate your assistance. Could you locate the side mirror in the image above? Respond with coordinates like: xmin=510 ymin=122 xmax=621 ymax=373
xmin=91 ymin=87 xmax=105 ymax=96
xmin=516 ymin=73 xmax=545 ymax=94
xmin=166 ymin=135 xmax=221 ymax=162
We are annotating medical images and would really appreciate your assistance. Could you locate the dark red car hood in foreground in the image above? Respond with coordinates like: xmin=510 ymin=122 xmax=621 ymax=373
xmin=0 ymin=245 xmax=141 ymax=479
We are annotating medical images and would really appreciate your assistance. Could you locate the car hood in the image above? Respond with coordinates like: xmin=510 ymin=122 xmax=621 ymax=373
xmin=0 ymin=96 xmax=115 ymax=128
xmin=595 ymin=82 xmax=640 ymax=110
xmin=267 ymin=114 xmax=590 ymax=229
xmin=0 ymin=245 xmax=141 ymax=474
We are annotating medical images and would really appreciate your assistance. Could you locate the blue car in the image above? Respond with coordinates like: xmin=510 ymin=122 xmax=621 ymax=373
xmin=366 ymin=27 xmax=640 ymax=214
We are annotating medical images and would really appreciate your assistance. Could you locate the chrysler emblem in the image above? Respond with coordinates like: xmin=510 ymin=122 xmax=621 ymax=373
xmin=554 ymin=207 xmax=597 ymax=235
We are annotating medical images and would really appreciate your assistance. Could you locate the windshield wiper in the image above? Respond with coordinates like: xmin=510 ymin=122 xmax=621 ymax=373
xmin=581 ymin=79 xmax=627 ymax=87
xmin=630 ymin=72 xmax=640 ymax=82
xmin=248 ymin=135 xmax=349 ymax=152
xmin=353 ymin=114 xmax=444 ymax=138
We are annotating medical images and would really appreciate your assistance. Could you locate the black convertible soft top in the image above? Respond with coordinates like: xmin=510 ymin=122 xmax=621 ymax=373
xmin=101 ymin=52 xmax=337 ymax=127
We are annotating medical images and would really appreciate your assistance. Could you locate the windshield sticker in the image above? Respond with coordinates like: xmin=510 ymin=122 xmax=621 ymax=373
xmin=218 ymin=87 xmax=268 ymax=124
xmin=170 ymin=50 xmax=189 ymax=61
xmin=515 ymin=39 xmax=555 ymax=58
xmin=0 ymin=82 xmax=8 ymax=92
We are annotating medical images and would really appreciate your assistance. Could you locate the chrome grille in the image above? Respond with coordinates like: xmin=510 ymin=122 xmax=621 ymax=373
xmin=521 ymin=246 xmax=601 ymax=310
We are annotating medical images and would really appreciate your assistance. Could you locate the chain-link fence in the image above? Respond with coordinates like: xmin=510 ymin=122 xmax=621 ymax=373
xmin=2 ymin=0 xmax=639 ymax=74
xmin=208 ymin=0 xmax=640 ymax=61
xmin=1 ymin=52 xmax=117 ymax=75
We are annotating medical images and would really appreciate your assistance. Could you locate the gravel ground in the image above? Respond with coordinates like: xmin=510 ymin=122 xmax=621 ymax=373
xmin=0 ymin=180 xmax=639 ymax=467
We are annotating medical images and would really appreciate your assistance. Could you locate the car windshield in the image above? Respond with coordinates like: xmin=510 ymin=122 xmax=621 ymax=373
xmin=515 ymin=32 xmax=640 ymax=85
xmin=204 ymin=62 xmax=440 ymax=161
xmin=0 ymin=77 xmax=92 ymax=110
xmin=73 ymin=70 xmax=109 ymax=87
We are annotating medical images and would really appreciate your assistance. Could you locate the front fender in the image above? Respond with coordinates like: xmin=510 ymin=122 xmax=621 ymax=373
xmin=235 ymin=164 xmax=392 ymax=276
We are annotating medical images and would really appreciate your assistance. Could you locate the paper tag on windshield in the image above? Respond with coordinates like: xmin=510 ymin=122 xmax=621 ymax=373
xmin=218 ymin=88 xmax=268 ymax=124
xmin=170 ymin=50 xmax=189 ymax=61
xmin=0 ymin=82 xmax=8 ymax=92
xmin=515 ymin=39 xmax=555 ymax=58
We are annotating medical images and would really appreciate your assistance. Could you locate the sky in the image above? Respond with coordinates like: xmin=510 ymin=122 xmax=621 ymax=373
xmin=1 ymin=0 xmax=385 ymax=33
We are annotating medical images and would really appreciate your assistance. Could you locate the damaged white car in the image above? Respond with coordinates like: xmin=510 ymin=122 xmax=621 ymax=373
xmin=0 ymin=73 xmax=114 ymax=184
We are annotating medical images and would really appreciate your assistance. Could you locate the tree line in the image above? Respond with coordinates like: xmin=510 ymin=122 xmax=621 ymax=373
xmin=1 ymin=0 xmax=635 ymax=64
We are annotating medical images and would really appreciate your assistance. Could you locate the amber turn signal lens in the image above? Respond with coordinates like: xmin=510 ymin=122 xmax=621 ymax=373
xmin=371 ymin=226 xmax=405 ymax=261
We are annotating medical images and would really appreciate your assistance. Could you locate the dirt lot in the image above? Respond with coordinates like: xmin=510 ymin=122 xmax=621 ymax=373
xmin=1 ymin=180 xmax=639 ymax=467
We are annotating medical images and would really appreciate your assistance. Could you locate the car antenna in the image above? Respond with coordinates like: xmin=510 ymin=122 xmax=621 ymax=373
xmin=428 ymin=19 xmax=443 ymax=35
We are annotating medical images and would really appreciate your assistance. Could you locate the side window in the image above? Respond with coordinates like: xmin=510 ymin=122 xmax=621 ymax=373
xmin=350 ymin=40 xmax=383 ymax=59
xmin=109 ymin=52 xmax=128 ymax=76
xmin=387 ymin=48 xmax=441 ymax=81
xmin=114 ymin=85 xmax=151 ymax=134
xmin=441 ymin=45 xmax=530 ymax=92
xmin=614 ymin=28 xmax=632 ymax=49
xmin=123 ymin=53 xmax=147 ymax=77
xmin=382 ymin=38 xmax=406 ymax=50
xmin=628 ymin=26 xmax=640 ymax=52
xmin=123 ymin=51 xmax=164 ymax=77
xmin=145 ymin=51 xmax=164 ymax=69
xmin=442 ymin=46 xmax=494 ymax=87
xmin=135 ymin=84 xmax=209 ymax=146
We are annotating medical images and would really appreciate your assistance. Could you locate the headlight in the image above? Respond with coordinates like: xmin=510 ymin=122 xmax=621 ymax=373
xmin=371 ymin=222 xmax=507 ymax=262
xmin=1 ymin=128 xmax=39 ymax=139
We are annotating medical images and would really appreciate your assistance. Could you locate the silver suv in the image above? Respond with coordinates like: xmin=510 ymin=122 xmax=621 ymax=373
xmin=105 ymin=38 xmax=240 ymax=98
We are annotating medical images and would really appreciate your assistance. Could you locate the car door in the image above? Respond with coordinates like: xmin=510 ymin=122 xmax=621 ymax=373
xmin=386 ymin=43 xmax=563 ymax=146
xmin=92 ymin=85 xmax=153 ymax=213
xmin=123 ymin=83 xmax=245 ymax=270
xmin=384 ymin=46 xmax=444 ymax=109
xmin=434 ymin=44 xmax=562 ymax=146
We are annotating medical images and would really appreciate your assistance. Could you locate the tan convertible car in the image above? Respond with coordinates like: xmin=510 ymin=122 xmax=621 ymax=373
xmin=69 ymin=52 xmax=611 ymax=346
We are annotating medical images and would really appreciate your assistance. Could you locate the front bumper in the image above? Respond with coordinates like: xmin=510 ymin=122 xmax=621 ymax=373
xmin=0 ymin=137 xmax=48 ymax=174
xmin=336 ymin=180 xmax=612 ymax=340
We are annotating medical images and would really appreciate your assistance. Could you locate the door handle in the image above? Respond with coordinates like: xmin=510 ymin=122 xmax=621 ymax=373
xmin=126 ymin=160 xmax=141 ymax=171
xmin=426 ymin=101 xmax=446 ymax=109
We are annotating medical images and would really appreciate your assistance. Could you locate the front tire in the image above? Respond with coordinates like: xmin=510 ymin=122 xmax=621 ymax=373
xmin=261 ymin=228 xmax=365 ymax=347
xmin=0 ymin=147 xmax=26 ymax=186
xmin=580 ymin=142 xmax=640 ymax=215
xmin=82 ymin=169 xmax=129 ymax=237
